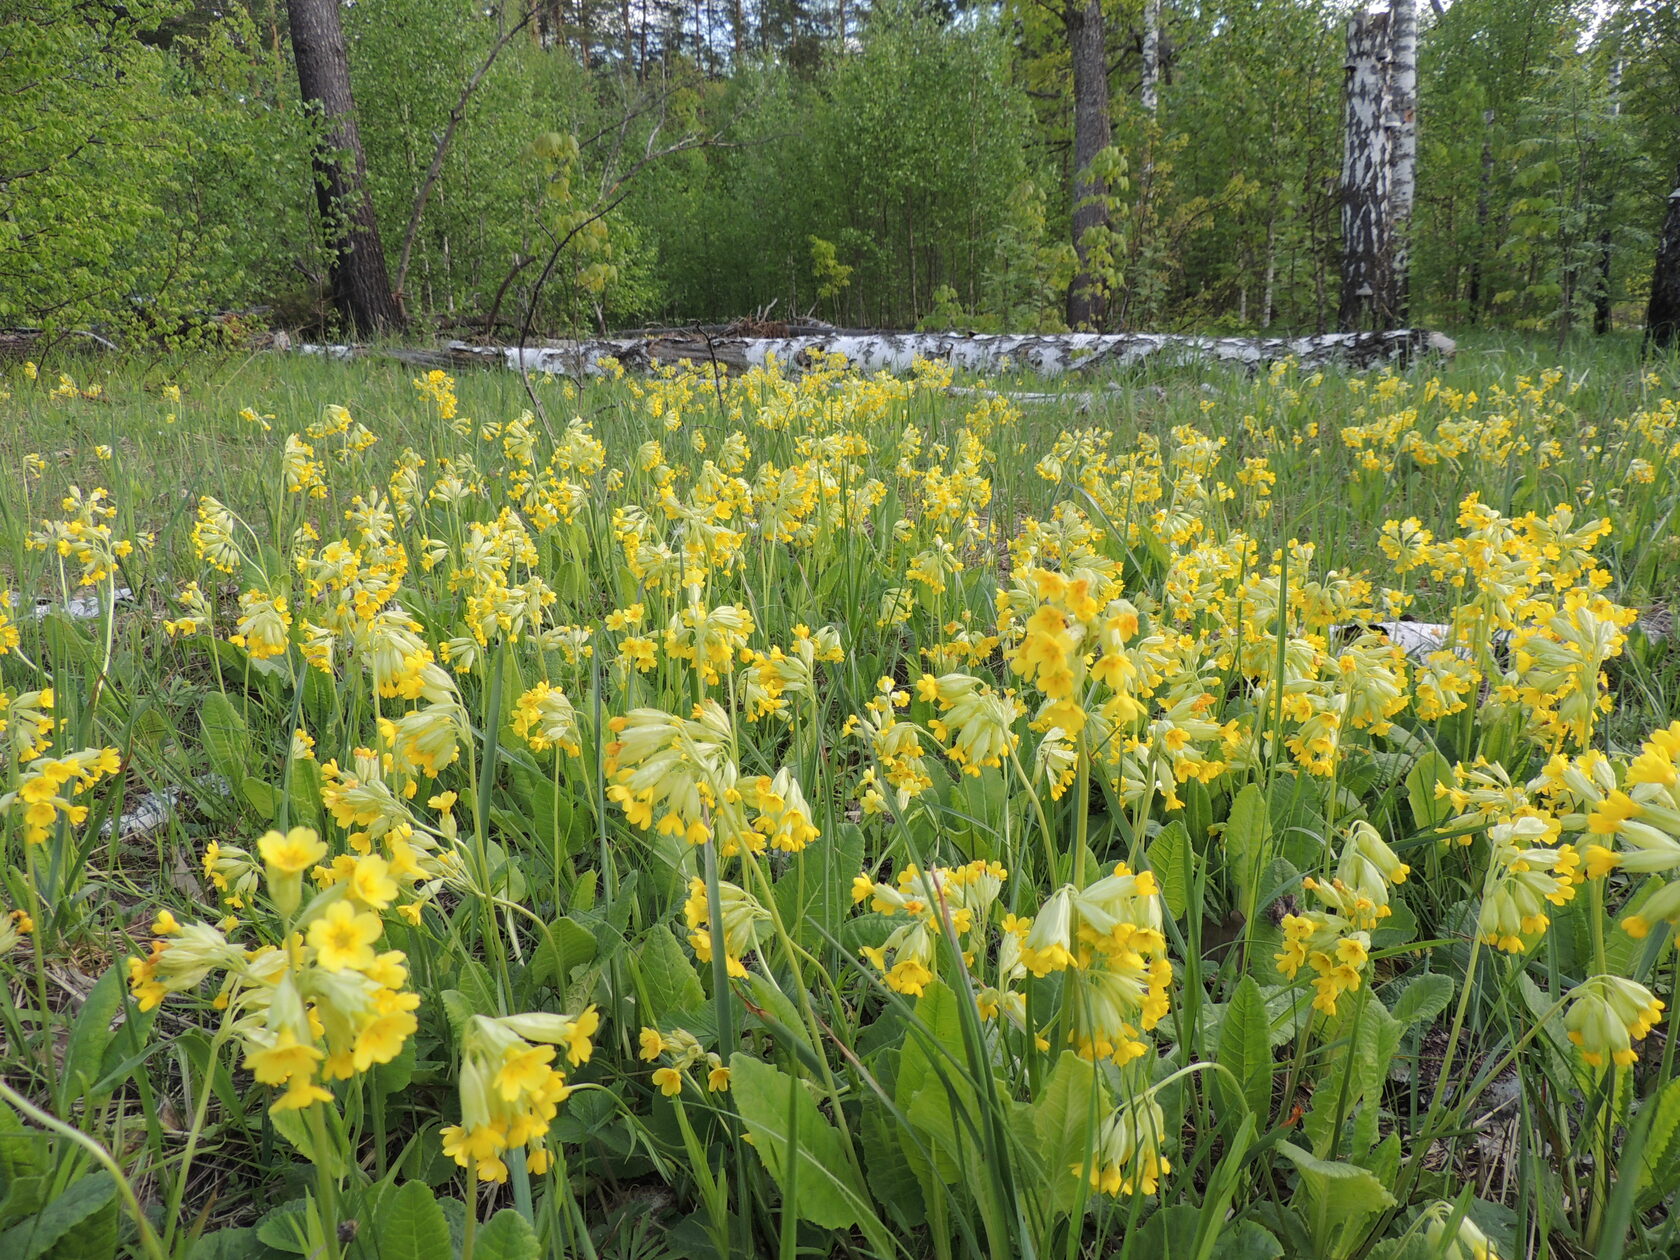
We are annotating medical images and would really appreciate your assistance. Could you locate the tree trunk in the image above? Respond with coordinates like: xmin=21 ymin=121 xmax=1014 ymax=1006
xmin=286 ymin=0 xmax=403 ymax=334
xmin=1141 ymin=0 xmax=1161 ymax=117
xmin=1645 ymin=170 xmax=1680 ymax=353
xmin=1386 ymin=0 xmax=1417 ymax=325
xmin=342 ymin=328 xmax=1455 ymax=376
xmin=1340 ymin=10 xmax=1391 ymax=331
xmin=1066 ymin=0 xmax=1112 ymax=330
xmin=1595 ymin=58 xmax=1622 ymax=336
xmin=1468 ymin=109 xmax=1494 ymax=318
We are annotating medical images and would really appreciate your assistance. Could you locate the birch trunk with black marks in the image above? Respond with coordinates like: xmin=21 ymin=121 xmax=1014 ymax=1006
xmin=287 ymin=0 xmax=403 ymax=333
xmin=1066 ymin=0 xmax=1112 ymax=331
xmin=306 ymin=328 xmax=1455 ymax=376
xmin=1141 ymin=0 xmax=1161 ymax=117
xmin=1646 ymin=171 xmax=1680 ymax=353
xmin=1340 ymin=9 xmax=1390 ymax=332
xmin=1386 ymin=0 xmax=1418 ymax=325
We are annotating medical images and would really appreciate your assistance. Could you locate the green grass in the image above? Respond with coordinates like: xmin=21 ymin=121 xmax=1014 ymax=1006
xmin=0 ymin=331 xmax=1676 ymax=1260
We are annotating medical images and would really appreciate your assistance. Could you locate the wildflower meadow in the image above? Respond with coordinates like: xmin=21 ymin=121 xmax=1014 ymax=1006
xmin=1 ymin=340 xmax=1678 ymax=1260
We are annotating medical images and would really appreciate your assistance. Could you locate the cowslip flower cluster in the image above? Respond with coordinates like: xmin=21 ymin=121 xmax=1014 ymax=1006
xmin=639 ymin=1025 xmax=730 ymax=1095
xmin=128 ymin=829 xmax=420 ymax=1115
xmin=1011 ymin=864 xmax=1173 ymax=1065
xmin=682 ymin=877 xmax=769 ymax=978
xmin=1276 ymin=822 xmax=1410 ymax=1014
xmin=442 ymin=1007 xmax=599 ymax=1181
xmin=1 ymin=747 xmax=121 ymax=845
xmin=1564 ymin=975 xmax=1664 ymax=1069
xmin=851 ymin=859 xmax=1007 ymax=995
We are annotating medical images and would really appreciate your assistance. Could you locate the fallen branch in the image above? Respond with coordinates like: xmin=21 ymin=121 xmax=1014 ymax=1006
xmin=300 ymin=328 xmax=1454 ymax=378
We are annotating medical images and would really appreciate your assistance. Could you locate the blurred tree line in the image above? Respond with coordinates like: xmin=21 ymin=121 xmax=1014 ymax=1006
xmin=3 ymin=0 xmax=1677 ymax=340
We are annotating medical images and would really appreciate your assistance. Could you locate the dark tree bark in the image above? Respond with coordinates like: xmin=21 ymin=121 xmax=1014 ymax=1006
xmin=1467 ymin=110 xmax=1494 ymax=318
xmin=1066 ymin=0 xmax=1111 ymax=331
xmin=287 ymin=0 xmax=402 ymax=333
xmin=1339 ymin=9 xmax=1390 ymax=331
xmin=1645 ymin=170 xmax=1680 ymax=353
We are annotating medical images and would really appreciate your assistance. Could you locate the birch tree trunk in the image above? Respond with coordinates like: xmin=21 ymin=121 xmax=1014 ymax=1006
xmin=286 ymin=0 xmax=403 ymax=334
xmin=344 ymin=328 xmax=1454 ymax=376
xmin=1339 ymin=9 xmax=1391 ymax=332
xmin=1645 ymin=170 xmax=1680 ymax=353
xmin=1387 ymin=0 xmax=1418 ymax=324
xmin=1141 ymin=0 xmax=1161 ymax=117
xmin=1066 ymin=0 xmax=1112 ymax=331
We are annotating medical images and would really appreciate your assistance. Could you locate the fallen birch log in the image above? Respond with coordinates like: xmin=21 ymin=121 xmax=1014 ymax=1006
xmin=302 ymin=328 xmax=1454 ymax=377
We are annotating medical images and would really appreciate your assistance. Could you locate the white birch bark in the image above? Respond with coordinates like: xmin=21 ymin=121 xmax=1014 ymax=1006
xmin=1141 ymin=0 xmax=1161 ymax=117
xmin=1387 ymin=0 xmax=1418 ymax=323
xmin=1340 ymin=9 xmax=1391 ymax=331
xmin=300 ymin=329 xmax=1455 ymax=376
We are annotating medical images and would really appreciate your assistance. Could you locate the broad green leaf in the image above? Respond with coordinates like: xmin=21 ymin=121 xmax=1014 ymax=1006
xmin=1278 ymin=1142 xmax=1394 ymax=1259
xmin=188 ymin=1227 xmax=265 ymax=1259
xmin=1387 ymin=972 xmax=1454 ymax=1028
xmin=1029 ymin=1052 xmax=1100 ymax=1215
xmin=728 ymin=1055 xmax=872 ymax=1231
xmin=635 ymin=924 xmax=705 ymax=1019
xmin=372 ymin=1181 xmax=449 ymax=1259
xmin=1637 ymin=1075 xmax=1680 ymax=1205
xmin=200 ymin=694 xmax=254 ymax=802
xmin=472 ymin=1209 xmax=540 ymax=1260
xmin=1216 ymin=976 xmax=1273 ymax=1123
xmin=0 ymin=1172 xmax=114 ymax=1260
xmin=774 ymin=821 xmax=865 ymax=948
xmin=1225 ymin=783 xmax=1271 ymax=903
xmin=59 ymin=964 xmax=124 ymax=1109
xmin=1136 ymin=1205 xmax=1283 ymax=1260
xmin=1147 ymin=819 xmax=1191 ymax=918
xmin=1405 ymin=750 xmax=1452 ymax=832
xmin=528 ymin=917 xmax=599 ymax=989
xmin=860 ymin=1097 xmax=925 ymax=1230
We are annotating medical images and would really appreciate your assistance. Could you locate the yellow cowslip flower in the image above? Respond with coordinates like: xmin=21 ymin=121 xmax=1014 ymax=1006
xmin=512 ymin=683 xmax=581 ymax=755
xmin=306 ymin=902 xmax=382 ymax=973
xmin=230 ymin=589 xmax=292 ymax=660
xmin=1477 ymin=816 xmax=1582 ymax=953
xmin=1078 ymin=1093 xmax=1171 ymax=1197
xmin=1564 ymin=975 xmax=1664 ymax=1069
xmin=1424 ymin=1204 xmax=1501 ymax=1260
xmin=1 ymin=747 xmax=121 ymax=845
xmin=683 ymin=878 xmax=767 ymax=978
xmin=443 ymin=1007 xmax=593 ymax=1182
xmin=258 ymin=827 xmax=328 ymax=917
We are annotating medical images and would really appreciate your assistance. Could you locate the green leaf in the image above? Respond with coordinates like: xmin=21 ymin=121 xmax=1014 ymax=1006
xmin=59 ymin=964 xmax=125 ymax=1109
xmin=472 ymin=1209 xmax=540 ymax=1260
xmin=1387 ymin=972 xmax=1454 ymax=1028
xmin=1225 ymin=783 xmax=1271 ymax=904
xmin=200 ymin=694 xmax=254 ymax=801
xmin=1147 ymin=819 xmax=1191 ymax=918
xmin=728 ymin=1055 xmax=872 ymax=1231
xmin=1217 ymin=976 xmax=1273 ymax=1123
xmin=1278 ymin=1142 xmax=1394 ymax=1258
xmin=634 ymin=924 xmax=705 ymax=1020
xmin=372 ymin=1181 xmax=449 ymax=1260
xmin=0 ymin=1172 xmax=115 ymax=1260
xmin=1405 ymin=750 xmax=1452 ymax=832
xmin=188 ymin=1226 xmax=266 ymax=1259
xmin=1029 ymin=1052 xmax=1100 ymax=1215
xmin=528 ymin=918 xmax=599 ymax=989
xmin=1136 ymin=1206 xmax=1283 ymax=1260
xmin=1637 ymin=1075 xmax=1680 ymax=1205
xmin=774 ymin=822 xmax=865 ymax=949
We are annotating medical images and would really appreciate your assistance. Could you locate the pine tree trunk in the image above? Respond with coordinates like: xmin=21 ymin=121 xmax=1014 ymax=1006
xmin=1340 ymin=9 xmax=1391 ymax=332
xmin=1066 ymin=0 xmax=1111 ymax=330
xmin=1386 ymin=0 xmax=1417 ymax=324
xmin=287 ymin=0 xmax=402 ymax=334
xmin=1645 ymin=171 xmax=1680 ymax=353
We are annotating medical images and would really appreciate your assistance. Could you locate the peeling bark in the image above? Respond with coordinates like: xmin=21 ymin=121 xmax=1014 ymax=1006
xmin=303 ymin=329 xmax=1455 ymax=377
xmin=1066 ymin=0 xmax=1112 ymax=330
xmin=1340 ymin=10 xmax=1391 ymax=332
xmin=1388 ymin=0 xmax=1418 ymax=324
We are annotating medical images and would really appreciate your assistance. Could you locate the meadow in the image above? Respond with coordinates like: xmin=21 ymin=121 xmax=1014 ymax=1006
xmin=0 ymin=335 xmax=1678 ymax=1260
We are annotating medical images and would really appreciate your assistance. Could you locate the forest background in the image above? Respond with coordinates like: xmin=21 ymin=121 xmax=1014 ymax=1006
xmin=5 ymin=0 xmax=1679 ymax=343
